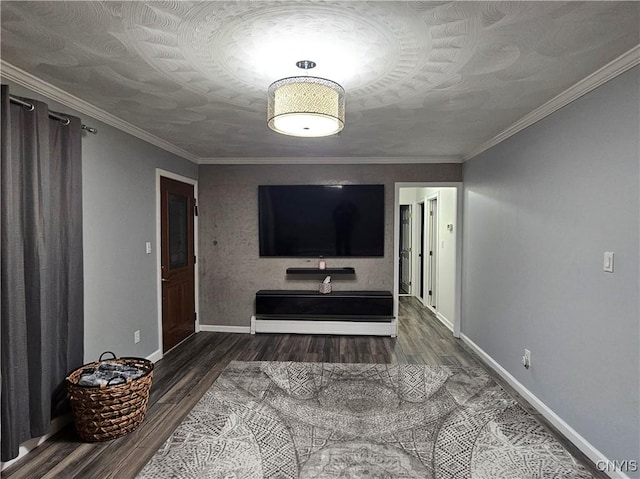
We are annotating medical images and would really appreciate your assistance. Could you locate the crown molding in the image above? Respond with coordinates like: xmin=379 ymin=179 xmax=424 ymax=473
xmin=197 ymin=156 xmax=463 ymax=165
xmin=464 ymin=44 xmax=640 ymax=162
xmin=4 ymin=40 xmax=637 ymax=167
xmin=0 ymin=61 xmax=199 ymax=164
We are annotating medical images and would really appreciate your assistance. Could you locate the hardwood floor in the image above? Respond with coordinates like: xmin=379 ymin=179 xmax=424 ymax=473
xmin=2 ymin=297 xmax=605 ymax=478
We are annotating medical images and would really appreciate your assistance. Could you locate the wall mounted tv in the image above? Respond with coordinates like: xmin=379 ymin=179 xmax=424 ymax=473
xmin=259 ymin=184 xmax=384 ymax=257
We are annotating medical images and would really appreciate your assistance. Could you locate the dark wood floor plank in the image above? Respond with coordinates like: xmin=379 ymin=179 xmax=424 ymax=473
xmin=39 ymin=442 xmax=101 ymax=479
xmin=2 ymin=297 xmax=606 ymax=479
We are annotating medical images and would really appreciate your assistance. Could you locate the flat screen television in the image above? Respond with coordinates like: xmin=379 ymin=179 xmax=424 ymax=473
xmin=259 ymin=184 xmax=384 ymax=257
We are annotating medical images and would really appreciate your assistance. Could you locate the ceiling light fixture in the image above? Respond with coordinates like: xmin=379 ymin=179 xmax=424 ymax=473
xmin=267 ymin=60 xmax=345 ymax=138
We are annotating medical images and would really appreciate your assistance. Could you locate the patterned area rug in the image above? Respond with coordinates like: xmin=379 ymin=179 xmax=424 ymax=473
xmin=137 ymin=361 xmax=593 ymax=478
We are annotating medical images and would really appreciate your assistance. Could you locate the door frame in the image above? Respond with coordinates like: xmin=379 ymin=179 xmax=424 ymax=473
xmin=156 ymin=169 xmax=199 ymax=359
xmin=394 ymin=182 xmax=462 ymax=338
xmin=416 ymin=200 xmax=426 ymax=302
xmin=425 ymin=192 xmax=439 ymax=313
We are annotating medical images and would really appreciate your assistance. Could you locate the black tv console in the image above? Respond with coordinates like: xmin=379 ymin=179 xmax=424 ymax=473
xmin=251 ymin=265 xmax=396 ymax=336
xmin=252 ymin=289 xmax=396 ymax=336
xmin=255 ymin=290 xmax=393 ymax=320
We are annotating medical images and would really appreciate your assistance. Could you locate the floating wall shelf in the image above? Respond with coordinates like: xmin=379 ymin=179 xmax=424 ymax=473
xmin=286 ymin=267 xmax=355 ymax=276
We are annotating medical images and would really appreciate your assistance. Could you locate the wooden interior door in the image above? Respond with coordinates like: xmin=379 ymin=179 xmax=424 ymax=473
xmin=161 ymin=177 xmax=195 ymax=352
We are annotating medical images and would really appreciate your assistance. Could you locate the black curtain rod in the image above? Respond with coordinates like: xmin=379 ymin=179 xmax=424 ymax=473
xmin=9 ymin=95 xmax=98 ymax=134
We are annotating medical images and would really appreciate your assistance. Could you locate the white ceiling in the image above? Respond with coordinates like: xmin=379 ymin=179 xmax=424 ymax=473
xmin=1 ymin=1 xmax=638 ymax=163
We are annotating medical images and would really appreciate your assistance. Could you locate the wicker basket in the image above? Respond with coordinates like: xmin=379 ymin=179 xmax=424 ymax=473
xmin=66 ymin=351 xmax=154 ymax=442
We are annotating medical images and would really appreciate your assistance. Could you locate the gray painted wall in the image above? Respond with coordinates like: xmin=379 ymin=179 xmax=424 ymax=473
xmin=2 ymin=80 xmax=198 ymax=362
xmin=198 ymin=163 xmax=462 ymax=327
xmin=462 ymin=67 xmax=639 ymax=464
xmin=81 ymin=121 xmax=197 ymax=362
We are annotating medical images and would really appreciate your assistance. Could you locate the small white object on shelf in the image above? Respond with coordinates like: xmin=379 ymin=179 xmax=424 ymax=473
xmin=318 ymin=256 xmax=326 ymax=270
xmin=319 ymin=275 xmax=331 ymax=294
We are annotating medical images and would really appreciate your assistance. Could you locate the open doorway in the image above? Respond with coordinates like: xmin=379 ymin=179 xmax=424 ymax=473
xmin=394 ymin=183 xmax=461 ymax=337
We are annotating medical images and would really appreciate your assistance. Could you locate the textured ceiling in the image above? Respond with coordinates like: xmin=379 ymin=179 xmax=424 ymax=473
xmin=1 ymin=1 xmax=639 ymax=162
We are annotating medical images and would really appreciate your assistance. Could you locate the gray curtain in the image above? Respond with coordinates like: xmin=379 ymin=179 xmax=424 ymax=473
xmin=1 ymin=85 xmax=84 ymax=461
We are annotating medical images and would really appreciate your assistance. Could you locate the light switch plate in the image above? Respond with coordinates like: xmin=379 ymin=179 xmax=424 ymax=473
xmin=603 ymin=252 xmax=614 ymax=273
xmin=145 ymin=241 xmax=152 ymax=254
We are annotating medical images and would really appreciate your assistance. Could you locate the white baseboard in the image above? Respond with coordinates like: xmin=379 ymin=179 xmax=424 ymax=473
xmin=146 ymin=349 xmax=163 ymax=363
xmin=460 ymin=334 xmax=630 ymax=479
xmin=251 ymin=316 xmax=397 ymax=337
xmin=436 ymin=312 xmax=454 ymax=332
xmin=1 ymin=414 xmax=71 ymax=471
xmin=199 ymin=324 xmax=251 ymax=334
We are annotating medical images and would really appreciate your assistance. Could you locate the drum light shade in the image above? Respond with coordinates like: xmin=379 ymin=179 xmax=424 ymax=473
xmin=267 ymin=76 xmax=345 ymax=137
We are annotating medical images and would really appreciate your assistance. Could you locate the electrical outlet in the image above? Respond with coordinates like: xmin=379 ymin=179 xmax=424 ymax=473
xmin=134 ymin=330 xmax=140 ymax=344
xmin=522 ymin=349 xmax=531 ymax=369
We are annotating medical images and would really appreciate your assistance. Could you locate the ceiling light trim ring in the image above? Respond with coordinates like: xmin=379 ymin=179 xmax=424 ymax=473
xmin=268 ymin=75 xmax=345 ymax=95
